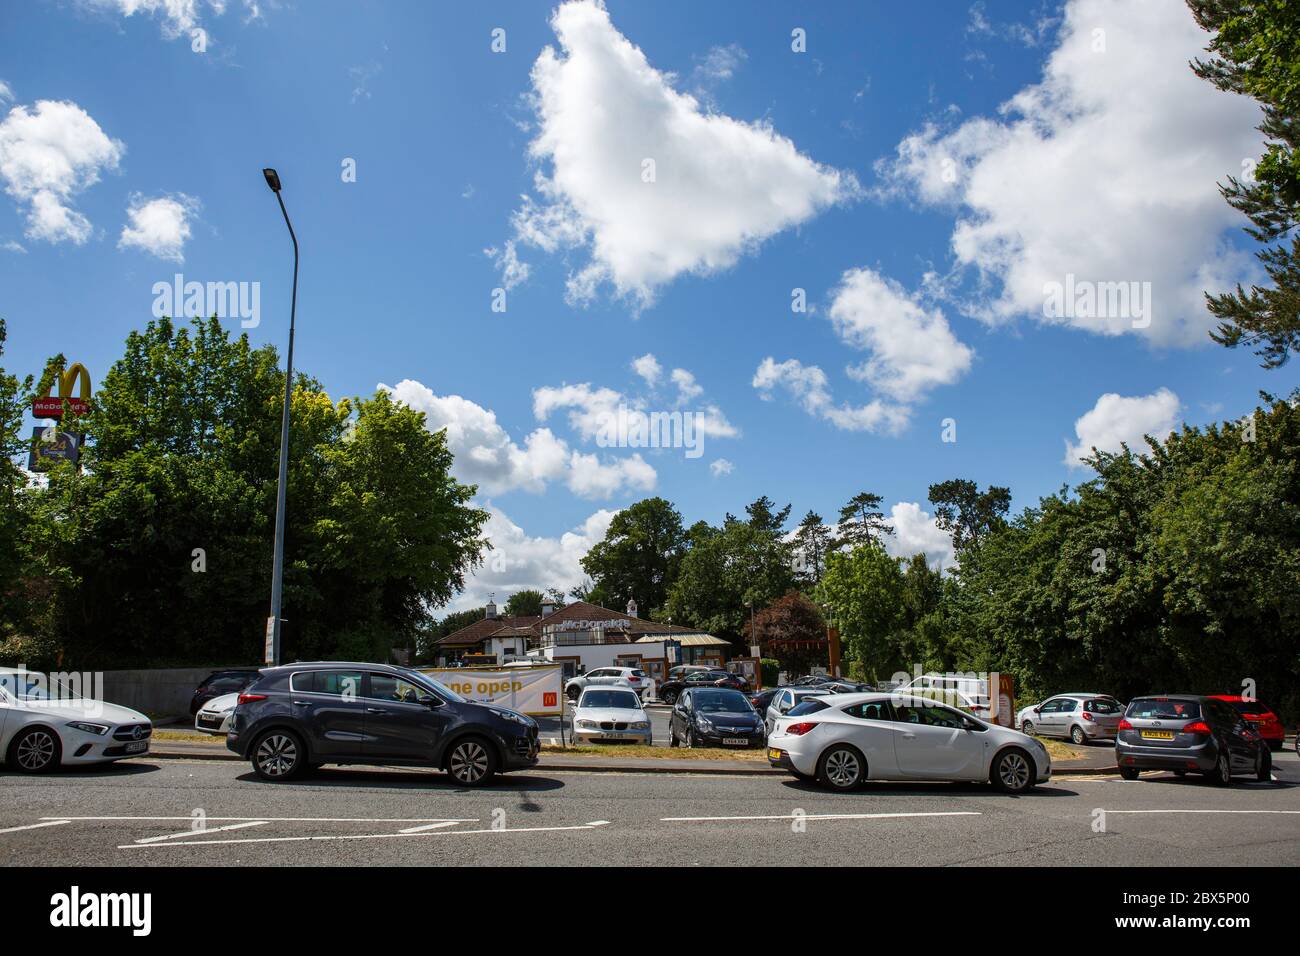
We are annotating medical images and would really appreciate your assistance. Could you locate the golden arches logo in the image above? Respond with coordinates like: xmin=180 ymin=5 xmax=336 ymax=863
xmin=48 ymin=362 xmax=92 ymax=400
xmin=32 ymin=362 xmax=92 ymax=419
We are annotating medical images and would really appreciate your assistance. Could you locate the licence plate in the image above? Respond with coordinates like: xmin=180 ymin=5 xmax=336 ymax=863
xmin=1140 ymin=730 xmax=1174 ymax=740
xmin=124 ymin=740 xmax=148 ymax=753
xmin=767 ymin=748 xmax=782 ymax=760
xmin=600 ymin=733 xmax=634 ymax=740
xmin=722 ymin=737 xmax=749 ymax=746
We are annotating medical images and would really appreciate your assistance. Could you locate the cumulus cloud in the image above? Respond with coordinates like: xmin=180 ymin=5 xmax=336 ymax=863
xmin=444 ymin=505 xmax=617 ymax=613
xmin=382 ymin=379 xmax=657 ymax=500
xmin=709 ymin=458 xmax=734 ymax=478
xmin=829 ymin=267 xmax=973 ymax=404
xmin=752 ymin=357 xmax=910 ymax=435
xmin=1064 ymin=387 xmax=1181 ymax=466
xmin=503 ymin=0 xmax=858 ymax=305
xmin=883 ymin=502 xmax=956 ymax=571
xmin=82 ymin=0 xmax=262 ymax=40
xmin=0 ymin=99 xmax=124 ymax=244
xmin=879 ymin=0 xmax=1263 ymax=344
xmin=484 ymin=240 xmax=530 ymax=290
xmin=631 ymin=353 xmax=661 ymax=387
xmin=0 ymin=81 xmax=13 ymax=104
xmin=118 ymin=192 xmax=199 ymax=262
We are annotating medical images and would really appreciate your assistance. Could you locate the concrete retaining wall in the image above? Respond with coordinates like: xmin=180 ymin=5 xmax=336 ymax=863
xmin=100 ymin=666 xmax=252 ymax=718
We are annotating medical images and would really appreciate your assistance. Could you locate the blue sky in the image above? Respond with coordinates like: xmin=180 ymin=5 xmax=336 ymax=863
xmin=1 ymin=0 xmax=1295 ymax=610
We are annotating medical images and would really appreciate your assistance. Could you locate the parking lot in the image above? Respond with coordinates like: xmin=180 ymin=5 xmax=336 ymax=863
xmin=3 ymin=749 xmax=1297 ymax=866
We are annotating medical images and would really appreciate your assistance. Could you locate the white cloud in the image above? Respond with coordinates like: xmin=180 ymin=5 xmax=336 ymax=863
xmin=1064 ymin=387 xmax=1181 ymax=466
xmin=383 ymin=378 xmax=658 ymax=500
xmin=709 ymin=458 xmax=734 ymax=478
xmin=631 ymin=353 xmax=661 ymax=387
xmin=880 ymin=0 xmax=1264 ymax=344
xmin=753 ymin=357 xmax=910 ymax=435
xmin=883 ymin=502 xmax=956 ymax=571
xmin=82 ymin=0 xmax=261 ymax=40
xmin=484 ymin=240 xmax=530 ymax=290
xmin=829 ymin=267 xmax=973 ymax=404
xmin=444 ymin=505 xmax=617 ymax=613
xmin=2 ymin=239 xmax=25 ymax=254
xmin=0 ymin=81 xmax=13 ymax=104
xmin=118 ymin=192 xmax=198 ymax=262
xmin=0 ymin=100 xmax=124 ymax=244
xmin=506 ymin=0 xmax=858 ymax=306
xmin=670 ymin=367 xmax=703 ymax=403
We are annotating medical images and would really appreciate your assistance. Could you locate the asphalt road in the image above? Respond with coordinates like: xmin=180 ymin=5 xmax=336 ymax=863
xmin=2 ymin=749 xmax=1298 ymax=866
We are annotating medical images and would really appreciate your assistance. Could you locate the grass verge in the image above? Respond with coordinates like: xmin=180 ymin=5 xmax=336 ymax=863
xmin=542 ymin=744 xmax=768 ymax=761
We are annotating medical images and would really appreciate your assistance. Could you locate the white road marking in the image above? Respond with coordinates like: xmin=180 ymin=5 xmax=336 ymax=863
xmin=135 ymin=821 xmax=270 ymax=844
xmin=397 ymin=821 xmax=462 ymax=834
xmin=586 ymin=820 xmax=610 ymax=826
xmin=661 ymin=811 xmax=981 ymax=822
xmin=0 ymin=820 xmax=70 ymax=834
xmin=117 ymin=822 xmax=609 ymax=849
xmin=1103 ymin=809 xmax=1300 ymax=815
xmin=44 ymin=815 xmax=476 ymax=824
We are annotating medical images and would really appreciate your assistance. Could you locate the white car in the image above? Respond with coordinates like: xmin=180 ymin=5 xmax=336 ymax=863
xmin=194 ymin=692 xmax=238 ymax=735
xmin=564 ymin=666 xmax=648 ymax=701
xmin=571 ymin=686 xmax=652 ymax=744
xmin=764 ymin=687 xmax=831 ymax=735
xmin=0 ymin=669 xmax=153 ymax=773
xmin=766 ymin=692 xmax=1051 ymax=793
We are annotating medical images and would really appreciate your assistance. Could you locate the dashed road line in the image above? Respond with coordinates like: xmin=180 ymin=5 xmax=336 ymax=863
xmin=0 ymin=820 xmax=70 ymax=834
xmin=135 ymin=821 xmax=270 ymax=843
xmin=117 ymin=821 xmax=611 ymax=849
xmin=661 ymin=811 xmax=981 ymax=822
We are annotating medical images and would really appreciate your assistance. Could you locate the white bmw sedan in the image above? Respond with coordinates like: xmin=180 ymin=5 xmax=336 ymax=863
xmin=766 ymin=692 xmax=1051 ymax=793
xmin=571 ymin=686 xmax=652 ymax=744
xmin=0 ymin=669 xmax=152 ymax=773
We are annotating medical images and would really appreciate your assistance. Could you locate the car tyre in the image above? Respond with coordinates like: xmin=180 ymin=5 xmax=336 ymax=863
xmin=251 ymin=729 xmax=306 ymax=782
xmin=446 ymin=736 xmax=498 ymax=787
xmin=991 ymin=747 xmax=1035 ymax=794
xmin=1256 ymin=748 xmax=1271 ymax=783
xmin=1173 ymin=769 xmax=1187 ymax=778
xmin=661 ymin=689 xmax=677 ymax=705
xmin=686 ymin=728 xmax=701 ymax=749
xmin=668 ymin=728 xmax=679 ymax=748
xmin=9 ymin=727 xmax=61 ymax=774
xmin=1021 ymin=720 xmax=1035 ymax=736
xmin=1119 ymin=766 xmax=1140 ymax=781
xmin=566 ymin=685 xmax=581 ymax=701
xmin=1209 ymin=750 xmax=1232 ymax=787
xmin=1070 ymin=725 xmax=1087 ymax=746
xmin=816 ymin=745 xmax=865 ymax=791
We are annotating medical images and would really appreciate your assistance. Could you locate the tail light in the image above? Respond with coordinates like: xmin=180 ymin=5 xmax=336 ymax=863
xmin=785 ymin=722 xmax=818 ymax=736
xmin=1118 ymin=718 xmax=1133 ymax=731
xmin=1081 ymin=711 xmax=1093 ymax=721
xmin=1182 ymin=720 xmax=1211 ymax=736
xmin=237 ymin=693 xmax=267 ymax=705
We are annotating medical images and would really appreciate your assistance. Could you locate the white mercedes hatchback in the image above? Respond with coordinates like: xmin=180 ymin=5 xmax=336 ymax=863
xmin=766 ymin=692 xmax=1051 ymax=793
xmin=0 ymin=669 xmax=153 ymax=773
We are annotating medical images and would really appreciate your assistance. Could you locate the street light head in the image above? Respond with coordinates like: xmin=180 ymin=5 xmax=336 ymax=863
xmin=262 ymin=168 xmax=282 ymax=192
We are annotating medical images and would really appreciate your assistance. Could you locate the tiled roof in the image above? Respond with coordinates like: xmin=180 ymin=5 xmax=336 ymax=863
xmin=434 ymin=600 xmax=715 ymax=646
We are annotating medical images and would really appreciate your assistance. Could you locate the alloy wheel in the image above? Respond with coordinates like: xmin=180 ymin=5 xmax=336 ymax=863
xmin=449 ymin=740 xmax=489 ymax=784
xmin=824 ymin=749 xmax=860 ymax=788
xmin=1071 ymin=726 xmax=1086 ymax=745
xmin=1021 ymin=721 xmax=1034 ymax=736
xmin=998 ymin=751 xmax=1030 ymax=791
xmin=255 ymin=733 xmax=298 ymax=778
xmin=16 ymin=730 xmax=56 ymax=771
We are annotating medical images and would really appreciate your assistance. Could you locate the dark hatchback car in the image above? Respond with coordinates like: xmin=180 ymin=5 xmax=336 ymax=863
xmin=1116 ymin=695 xmax=1271 ymax=785
xmin=658 ymin=669 xmax=748 ymax=705
xmin=227 ymin=662 xmax=539 ymax=786
xmin=189 ymin=669 xmax=260 ymax=715
xmin=669 ymin=687 xmax=765 ymax=749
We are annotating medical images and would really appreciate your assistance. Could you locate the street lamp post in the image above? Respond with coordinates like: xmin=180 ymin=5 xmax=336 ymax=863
xmin=263 ymin=167 xmax=297 ymax=667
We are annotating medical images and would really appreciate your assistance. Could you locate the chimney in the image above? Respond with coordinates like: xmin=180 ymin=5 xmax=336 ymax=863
xmin=485 ymin=595 xmax=497 ymax=619
xmin=626 ymin=597 xmax=638 ymax=618
xmin=541 ymin=602 xmax=554 ymax=618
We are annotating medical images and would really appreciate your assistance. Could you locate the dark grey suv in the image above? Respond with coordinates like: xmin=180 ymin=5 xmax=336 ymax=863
xmin=1116 ymin=694 xmax=1270 ymax=785
xmin=227 ymin=662 xmax=539 ymax=785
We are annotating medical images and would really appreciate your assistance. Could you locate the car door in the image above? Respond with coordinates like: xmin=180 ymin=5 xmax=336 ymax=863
xmin=1036 ymin=698 xmax=1062 ymax=736
xmin=1209 ymin=699 xmax=1254 ymax=773
xmin=362 ymin=672 xmax=454 ymax=762
xmin=1054 ymin=698 xmax=1078 ymax=738
xmin=889 ymin=702 xmax=986 ymax=779
xmin=288 ymin=669 xmax=366 ymax=757
xmin=766 ymin=690 xmax=790 ymax=734
xmin=672 ymin=691 xmax=691 ymax=739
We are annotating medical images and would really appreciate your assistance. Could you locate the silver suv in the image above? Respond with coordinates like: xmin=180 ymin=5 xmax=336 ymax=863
xmin=1019 ymin=693 xmax=1123 ymax=744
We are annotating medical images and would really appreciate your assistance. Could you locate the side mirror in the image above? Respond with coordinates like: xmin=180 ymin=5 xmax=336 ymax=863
xmin=418 ymin=694 xmax=442 ymax=708
xmin=1033 ymin=705 xmax=1043 ymax=714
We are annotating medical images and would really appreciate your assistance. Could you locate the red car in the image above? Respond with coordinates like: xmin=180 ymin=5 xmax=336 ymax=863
xmin=1208 ymin=695 xmax=1285 ymax=751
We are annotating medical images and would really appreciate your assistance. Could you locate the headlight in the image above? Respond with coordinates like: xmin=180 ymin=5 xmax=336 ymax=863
xmin=69 ymin=722 xmax=109 ymax=735
xmin=489 ymin=708 xmax=530 ymax=726
xmin=696 ymin=717 xmax=714 ymax=731
xmin=576 ymin=719 xmax=597 ymax=729
xmin=630 ymin=721 xmax=649 ymax=730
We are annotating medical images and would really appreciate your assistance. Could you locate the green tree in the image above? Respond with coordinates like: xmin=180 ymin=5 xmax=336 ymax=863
xmin=753 ymin=590 xmax=827 ymax=674
xmin=835 ymin=491 xmax=893 ymax=548
xmin=744 ymin=495 xmax=791 ymax=533
xmin=0 ymin=319 xmax=36 ymax=657
xmin=927 ymin=479 xmax=1011 ymax=553
xmin=504 ymin=589 xmax=545 ymax=618
xmin=816 ymin=543 xmax=905 ymax=681
xmin=792 ymin=510 xmax=832 ymax=584
xmin=580 ymin=496 xmax=687 ymax=614
xmin=1189 ymin=0 xmax=1300 ymax=366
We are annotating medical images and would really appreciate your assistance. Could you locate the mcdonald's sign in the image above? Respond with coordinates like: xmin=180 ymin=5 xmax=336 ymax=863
xmin=32 ymin=363 xmax=92 ymax=419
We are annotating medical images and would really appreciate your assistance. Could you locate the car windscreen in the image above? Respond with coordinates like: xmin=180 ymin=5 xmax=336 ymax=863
xmin=1126 ymin=699 xmax=1200 ymax=720
xmin=406 ymin=669 xmax=467 ymax=703
xmin=1085 ymin=698 xmax=1122 ymax=714
xmin=693 ymin=690 xmax=750 ymax=712
xmin=580 ymin=690 xmax=640 ymax=709
xmin=787 ymin=699 xmax=831 ymax=717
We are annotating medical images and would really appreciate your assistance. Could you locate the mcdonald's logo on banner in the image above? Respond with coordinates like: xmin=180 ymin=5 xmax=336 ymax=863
xmin=32 ymin=363 xmax=92 ymax=419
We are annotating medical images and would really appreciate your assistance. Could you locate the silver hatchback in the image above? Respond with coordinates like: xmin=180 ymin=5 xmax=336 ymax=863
xmin=1019 ymin=693 xmax=1123 ymax=744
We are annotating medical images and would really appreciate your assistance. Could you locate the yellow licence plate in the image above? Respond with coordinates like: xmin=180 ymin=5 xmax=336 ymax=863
xmin=1140 ymin=730 xmax=1175 ymax=739
xmin=768 ymin=748 xmax=782 ymax=760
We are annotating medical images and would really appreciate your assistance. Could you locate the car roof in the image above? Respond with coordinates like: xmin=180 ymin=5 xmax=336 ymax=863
xmin=1129 ymin=694 xmax=1203 ymax=701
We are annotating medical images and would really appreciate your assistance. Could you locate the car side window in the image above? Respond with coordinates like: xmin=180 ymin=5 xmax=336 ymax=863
xmin=369 ymin=673 xmax=423 ymax=704
xmin=843 ymin=702 xmax=889 ymax=721
xmin=300 ymin=670 xmax=363 ymax=698
xmin=916 ymin=705 xmax=967 ymax=729
xmin=1058 ymin=699 xmax=1077 ymax=713
xmin=1039 ymin=699 xmax=1059 ymax=713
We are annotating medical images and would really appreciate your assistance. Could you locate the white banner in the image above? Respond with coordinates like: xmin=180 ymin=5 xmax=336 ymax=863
xmin=419 ymin=665 xmax=563 ymax=716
